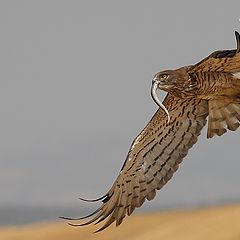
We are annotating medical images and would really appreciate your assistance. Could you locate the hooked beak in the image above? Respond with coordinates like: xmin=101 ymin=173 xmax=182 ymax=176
xmin=151 ymin=78 xmax=170 ymax=123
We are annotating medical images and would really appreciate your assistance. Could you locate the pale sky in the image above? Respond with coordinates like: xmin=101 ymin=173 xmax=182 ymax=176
xmin=0 ymin=0 xmax=239 ymax=213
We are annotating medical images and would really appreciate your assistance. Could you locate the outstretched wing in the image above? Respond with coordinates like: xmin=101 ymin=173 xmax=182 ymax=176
xmin=64 ymin=95 xmax=208 ymax=232
xmin=190 ymin=31 xmax=240 ymax=73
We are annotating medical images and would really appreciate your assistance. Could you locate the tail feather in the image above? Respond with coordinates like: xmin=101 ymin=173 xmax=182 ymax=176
xmin=207 ymin=100 xmax=240 ymax=138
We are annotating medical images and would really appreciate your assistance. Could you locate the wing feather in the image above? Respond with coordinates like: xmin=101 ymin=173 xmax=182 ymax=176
xmin=67 ymin=95 xmax=208 ymax=231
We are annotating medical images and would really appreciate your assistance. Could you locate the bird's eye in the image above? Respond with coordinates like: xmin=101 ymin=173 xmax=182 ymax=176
xmin=161 ymin=74 xmax=169 ymax=79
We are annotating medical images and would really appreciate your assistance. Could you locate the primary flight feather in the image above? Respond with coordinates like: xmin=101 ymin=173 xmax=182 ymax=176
xmin=61 ymin=31 xmax=240 ymax=232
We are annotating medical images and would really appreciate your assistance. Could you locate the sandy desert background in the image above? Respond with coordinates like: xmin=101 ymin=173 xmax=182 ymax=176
xmin=1 ymin=204 xmax=240 ymax=240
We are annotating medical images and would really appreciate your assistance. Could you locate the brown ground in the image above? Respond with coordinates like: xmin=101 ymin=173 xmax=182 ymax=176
xmin=1 ymin=204 xmax=240 ymax=240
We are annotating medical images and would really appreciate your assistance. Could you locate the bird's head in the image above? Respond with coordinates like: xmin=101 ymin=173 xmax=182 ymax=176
xmin=153 ymin=70 xmax=176 ymax=91
xmin=151 ymin=67 xmax=194 ymax=98
xmin=151 ymin=67 xmax=194 ymax=122
xmin=152 ymin=68 xmax=192 ymax=93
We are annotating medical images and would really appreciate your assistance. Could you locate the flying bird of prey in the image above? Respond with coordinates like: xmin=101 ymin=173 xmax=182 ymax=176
xmin=62 ymin=31 xmax=240 ymax=232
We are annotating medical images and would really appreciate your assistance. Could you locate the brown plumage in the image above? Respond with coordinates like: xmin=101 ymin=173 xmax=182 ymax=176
xmin=61 ymin=31 xmax=240 ymax=231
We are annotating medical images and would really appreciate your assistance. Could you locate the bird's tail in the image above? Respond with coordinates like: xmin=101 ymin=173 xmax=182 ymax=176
xmin=207 ymin=99 xmax=240 ymax=138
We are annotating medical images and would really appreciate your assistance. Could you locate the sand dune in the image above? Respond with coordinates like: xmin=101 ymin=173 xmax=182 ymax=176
xmin=1 ymin=204 xmax=240 ymax=240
